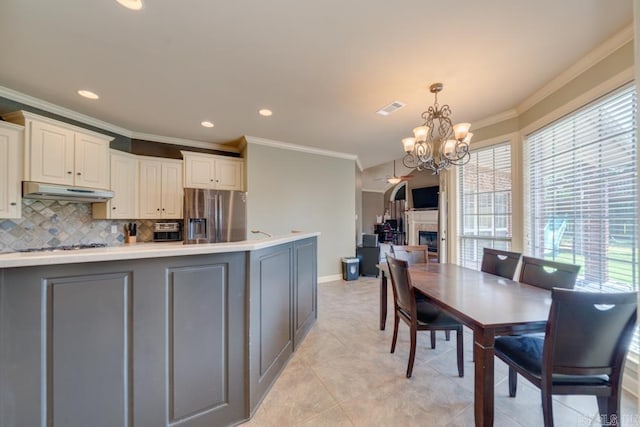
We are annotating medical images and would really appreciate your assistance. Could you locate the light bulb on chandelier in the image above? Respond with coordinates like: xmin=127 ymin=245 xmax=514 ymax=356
xmin=401 ymin=83 xmax=472 ymax=175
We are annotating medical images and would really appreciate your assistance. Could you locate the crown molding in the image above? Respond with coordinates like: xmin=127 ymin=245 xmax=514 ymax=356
xmin=473 ymin=109 xmax=518 ymax=130
xmin=131 ymin=131 xmax=239 ymax=153
xmin=516 ymin=23 xmax=634 ymax=115
xmin=0 ymin=85 xmax=133 ymax=136
xmin=520 ymin=67 xmax=633 ymax=136
xmin=0 ymin=85 xmax=239 ymax=153
xmin=245 ymin=135 xmax=358 ymax=161
xmin=361 ymin=188 xmax=386 ymax=193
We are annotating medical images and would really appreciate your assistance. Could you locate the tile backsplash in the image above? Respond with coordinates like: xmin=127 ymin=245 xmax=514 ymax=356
xmin=0 ymin=200 xmax=161 ymax=253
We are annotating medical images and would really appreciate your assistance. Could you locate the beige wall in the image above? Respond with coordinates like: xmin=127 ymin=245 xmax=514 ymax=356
xmin=245 ymin=141 xmax=356 ymax=278
xmin=362 ymin=191 xmax=384 ymax=235
xmin=472 ymin=40 xmax=634 ymax=142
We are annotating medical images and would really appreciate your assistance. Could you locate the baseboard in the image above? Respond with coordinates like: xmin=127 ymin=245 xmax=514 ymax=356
xmin=318 ymin=274 xmax=342 ymax=283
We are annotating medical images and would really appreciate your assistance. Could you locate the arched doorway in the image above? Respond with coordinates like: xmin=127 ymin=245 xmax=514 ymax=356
xmin=388 ymin=182 xmax=407 ymax=244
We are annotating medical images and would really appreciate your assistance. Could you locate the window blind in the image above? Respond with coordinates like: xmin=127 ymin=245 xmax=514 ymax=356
xmin=457 ymin=142 xmax=512 ymax=270
xmin=524 ymin=84 xmax=638 ymax=355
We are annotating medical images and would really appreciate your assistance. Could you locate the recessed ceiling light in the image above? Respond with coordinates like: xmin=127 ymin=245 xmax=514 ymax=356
xmin=77 ymin=90 xmax=99 ymax=100
xmin=258 ymin=109 xmax=273 ymax=117
xmin=201 ymin=121 xmax=215 ymax=128
xmin=116 ymin=0 xmax=143 ymax=10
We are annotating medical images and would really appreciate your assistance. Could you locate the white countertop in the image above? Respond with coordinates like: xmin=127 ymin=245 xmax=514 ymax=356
xmin=0 ymin=232 xmax=320 ymax=268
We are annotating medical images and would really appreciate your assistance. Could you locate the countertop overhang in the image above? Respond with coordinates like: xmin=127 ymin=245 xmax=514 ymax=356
xmin=0 ymin=232 xmax=320 ymax=268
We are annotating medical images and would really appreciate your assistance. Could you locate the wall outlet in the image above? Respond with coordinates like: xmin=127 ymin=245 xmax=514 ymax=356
xmin=111 ymin=225 xmax=118 ymax=234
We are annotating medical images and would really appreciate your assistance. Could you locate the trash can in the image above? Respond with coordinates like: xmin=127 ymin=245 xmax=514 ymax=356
xmin=341 ymin=257 xmax=359 ymax=281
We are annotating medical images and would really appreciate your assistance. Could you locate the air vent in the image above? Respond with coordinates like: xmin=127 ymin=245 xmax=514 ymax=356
xmin=376 ymin=101 xmax=406 ymax=116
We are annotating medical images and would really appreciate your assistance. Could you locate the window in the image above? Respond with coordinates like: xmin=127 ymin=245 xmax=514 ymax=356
xmin=524 ymin=84 xmax=638 ymax=354
xmin=457 ymin=143 xmax=512 ymax=269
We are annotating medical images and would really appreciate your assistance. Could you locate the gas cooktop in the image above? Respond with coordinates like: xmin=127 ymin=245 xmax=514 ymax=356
xmin=17 ymin=243 xmax=108 ymax=253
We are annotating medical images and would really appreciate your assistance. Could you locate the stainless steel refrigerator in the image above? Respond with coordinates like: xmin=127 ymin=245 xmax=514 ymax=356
xmin=183 ymin=188 xmax=247 ymax=244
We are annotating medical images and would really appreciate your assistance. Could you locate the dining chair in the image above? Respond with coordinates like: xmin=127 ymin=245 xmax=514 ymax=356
xmin=385 ymin=254 xmax=464 ymax=378
xmin=480 ymin=247 xmax=522 ymax=280
xmin=391 ymin=245 xmax=448 ymax=340
xmin=494 ymin=288 xmax=637 ymax=427
xmin=519 ymin=256 xmax=581 ymax=290
xmin=391 ymin=245 xmax=428 ymax=265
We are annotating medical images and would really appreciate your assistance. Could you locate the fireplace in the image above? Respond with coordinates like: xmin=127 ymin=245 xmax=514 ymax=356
xmin=419 ymin=231 xmax=438 ymax=253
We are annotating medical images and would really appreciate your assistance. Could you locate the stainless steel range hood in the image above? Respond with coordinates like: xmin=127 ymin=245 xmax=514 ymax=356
xmin=22 ymin=181 xmax=114 ymax=203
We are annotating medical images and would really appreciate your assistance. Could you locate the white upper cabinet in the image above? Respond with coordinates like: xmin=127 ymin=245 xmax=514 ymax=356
xmin=3 ymin=111 xmax=111 ymax=189
xmin=139 ymin=156 xmax=183 ymax=219
xmin=182 ymin=151 xmax=244 ymax=191
xmin=0 ymin=121 xmax=24 ymax=218
xmin=93 ymin=150 xmax=139 ymax=219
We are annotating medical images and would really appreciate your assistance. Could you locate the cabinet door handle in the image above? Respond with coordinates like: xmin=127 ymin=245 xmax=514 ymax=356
xmin=9 ymin=202 xmax=16 ymax=206
xmin=67 ymin=171 xmax=73 ymax=174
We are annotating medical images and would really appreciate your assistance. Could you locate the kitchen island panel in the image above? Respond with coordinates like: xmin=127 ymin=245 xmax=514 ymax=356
xmin=249 ymin=244 xmax=294 ymax=412
xmin=50 ymin=272 xmax=132 ymax=427
xmin=0 ymin=251 xmax=247 ymax=427
xmin=293 ymin=238 xmax=317 ymax=349
xmin=169 ymin=263 xmax=233 ymax=423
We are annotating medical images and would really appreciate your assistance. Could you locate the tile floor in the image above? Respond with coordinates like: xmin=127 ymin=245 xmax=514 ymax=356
xmin=240 ymin=276 xmax=639 ymax=427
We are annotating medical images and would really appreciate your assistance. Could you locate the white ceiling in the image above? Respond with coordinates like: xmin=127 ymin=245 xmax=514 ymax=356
xmin=0 ymin=0 xmax=633 ymax=181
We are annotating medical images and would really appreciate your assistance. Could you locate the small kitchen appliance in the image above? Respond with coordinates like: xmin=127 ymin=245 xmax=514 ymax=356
xmin=153 ymin=222 xmax=182 ymax=242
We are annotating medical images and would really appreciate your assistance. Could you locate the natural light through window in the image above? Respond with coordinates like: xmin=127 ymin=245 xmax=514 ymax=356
xmin=524 ymin=84 xmax=638 ymax=355
xmin=457 ymin=143 xmax=512 ymax=269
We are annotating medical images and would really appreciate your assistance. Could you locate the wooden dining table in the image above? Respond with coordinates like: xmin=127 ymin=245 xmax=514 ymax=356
xmin=380 ymin=262 xmax=552 ymax=427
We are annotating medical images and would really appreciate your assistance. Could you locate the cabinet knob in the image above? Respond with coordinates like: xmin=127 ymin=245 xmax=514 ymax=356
xmin=162 ymin=208 xmax=165 ymax=211
xmin=112 ymin=206 xmax=116 ymax=210
xmin=9 ymin=202 xmax=16 ymax=206
xmin=67 ymin=171 xmax=72 ymax=174
xmin=157 ymin=208 xmax=161 ymax=211
xmin=77 ymin=172 xmax=82 ymax=176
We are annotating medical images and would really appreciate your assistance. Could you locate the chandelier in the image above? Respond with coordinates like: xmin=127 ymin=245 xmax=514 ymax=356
xmin=401 ymin=83 xmax=472 ymax=175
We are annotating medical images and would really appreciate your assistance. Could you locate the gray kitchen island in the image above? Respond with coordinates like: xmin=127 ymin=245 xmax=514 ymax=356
xmin=0 ymin=233 xmax=318 ymax=427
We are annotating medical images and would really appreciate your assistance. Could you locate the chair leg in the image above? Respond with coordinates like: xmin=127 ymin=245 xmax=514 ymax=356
xmin=430 ymin=330 xmax=436 ymax=349
xmin=445 ymin=330 xmax=451 ymax=341
xmin=390 ymin=312 xmax=400 ymax=354
xmin=541 ymin=388 xmax=554 ymax=427
xmin=456 ymin=327 xmax=464 ymax=377
xmin=596 ymin=395 xmax=618 ymax=427
xmin=407 ymin=326 xmax=417 ymax=378
xmin=508 ymin=367 xmax=517 ymax=397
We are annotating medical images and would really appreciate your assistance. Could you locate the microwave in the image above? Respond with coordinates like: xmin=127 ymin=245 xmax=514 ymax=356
xmin=153 ymin=222 xmax=182 ymax=242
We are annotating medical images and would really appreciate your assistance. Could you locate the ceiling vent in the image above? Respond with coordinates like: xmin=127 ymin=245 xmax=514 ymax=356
xmin=376 ymin=101 xmax=406 ymax=116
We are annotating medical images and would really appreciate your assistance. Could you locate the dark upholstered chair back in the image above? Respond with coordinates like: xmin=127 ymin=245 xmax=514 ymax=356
xmin=545 ymin=288 xmax=637 ymax=375
xmin=480 ymin=248 xmax=522 ymax=279
xmin=391 ymin=245 xmax=428 ymax=265
xmin=519 ymin=256 xmax=580 ymax=290
xmin=386 ymin=254 xmax=414 ymax=313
